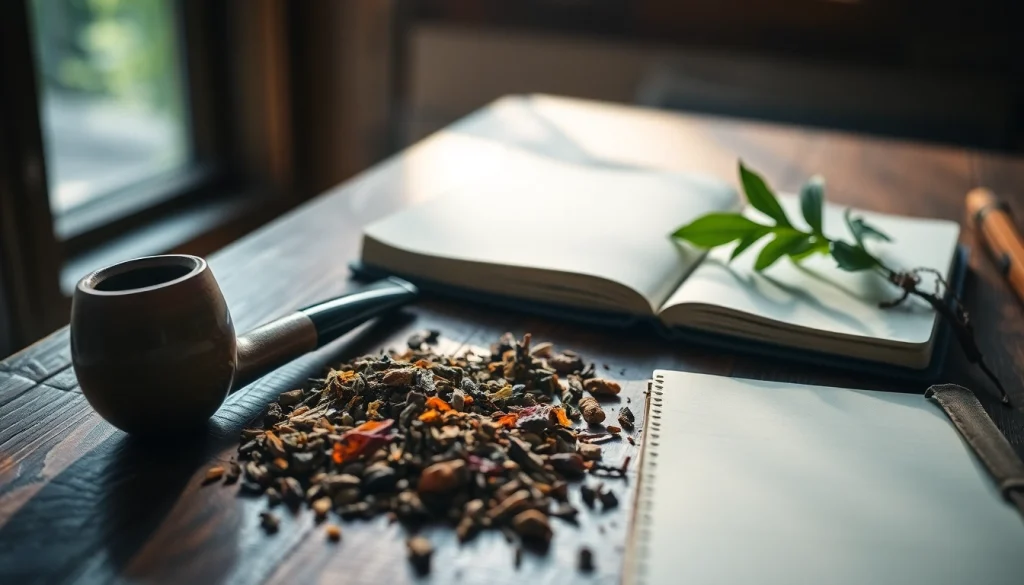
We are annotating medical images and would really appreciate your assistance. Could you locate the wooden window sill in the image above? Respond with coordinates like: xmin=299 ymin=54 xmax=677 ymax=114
xmin=60 ymin=189 xmax=285 ymax=296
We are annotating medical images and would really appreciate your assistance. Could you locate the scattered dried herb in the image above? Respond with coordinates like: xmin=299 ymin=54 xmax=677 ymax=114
xmin=203 ymin=466 xmax=225 ymax=485
xmin=577 ymin=442 xmax=602 ymax=461
xmin=407 ymin=536 xmax=433 ymax=575
xmin=578 ymin=397 xmax=605 ymax=425
xmin=580 ymin=485 xmax=597 ymax=509
xmin=312 ymin=497 xmax=331 ymax=521
xmin=407 ymin=329 xmax=440 ymax=350
xmin=511 ymin=509 xmax=552 ymax=545
xmin=598 ymin=487 xmax=619 ymax=510
xmin=578 ymin=546 xmax=595 ymax=572
xmin=224 ymin=461 xmax=241 ymax=484
xmin=583 ymin=378 xmax=621 ymax=396
xmin=259 ymin=511 xmax=279 ymax=534
xmin=617 ymin=406 xmax=635 ymax=431
xmin=230 ymin=332 xmax=632 ymax=570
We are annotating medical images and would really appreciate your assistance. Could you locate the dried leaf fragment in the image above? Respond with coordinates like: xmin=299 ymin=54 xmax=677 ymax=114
xmin=496 ymin=413 xmax=519 ymax=428
xmin=549 ymin=352 xmax=584 ymax=374
xmin=579 ymin=397 xmax=605 ymax=424
xmin=579 ymin=547 xmax=595 ymax=572
xmin=418 ymin=459 xmax=468 ymax=494
xmin=530 ymin=341 xmax=554 ymax=358
xmin=201 ymin=466 xmax=224 ymax=485
xmin=331 ymin=419 xmax=395 ymax=464
xmin=489 ymin=489 xmax=531 ymax=520
xmin=264 ymin=431 xmax=286 ymax=458
xmin=511 ymin=509 xmax=552 ymax=544
xmin=617 ymin=405 xmax=635 ymax=430
xmin=583 ymin=378 xmax=621 ymax=396
xmin=260 ymin=511 xmax=279 ymax=533
xmin=425 ymin=396 xmax=452 ymax=412
xmin=382 ymin=367 xmax=416 ymax=386
xmin=312 ymin=497 xmax=332 ymax=520
xmin=407 ymin=329 xmax=440 ymax=349
xmin=599 ymin=488 xmax=619 ymax=510
xmin=407 ymin=536 xmax=433 ymax=575
xmin=224 ymin=461 xmax=241 ymax=484
xmin=278 ymin=388 xmax=304 ymax=407
xmin=418 ymin=409 xmax=441 ymax=424
xmin=577 ymin=442 xmax=602 ymax=461
xmin=551 ymin=406 xmax=572 ymax=427
xmin=580 ymin=485 xmax=597 ymax=509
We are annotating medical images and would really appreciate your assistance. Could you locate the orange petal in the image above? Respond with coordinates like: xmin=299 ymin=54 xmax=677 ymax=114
xmin=418 ymin=409 xmax=441 ymax=423
xmin=496 ymin=413 xmax=519 ymax=428
xmin=425 ymin=396 xmax=452 ymax=412
xmin=352 ymin=420 xmax=386 ymax=433
xmin=552 ymin=406 xmax=571 ymax=427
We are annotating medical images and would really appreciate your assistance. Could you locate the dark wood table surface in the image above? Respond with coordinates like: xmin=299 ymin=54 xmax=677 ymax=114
xmin=3 ymin=95 xmax=1024 ymax=584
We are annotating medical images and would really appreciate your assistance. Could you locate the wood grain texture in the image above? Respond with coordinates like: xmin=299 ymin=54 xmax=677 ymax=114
xmin=0 ymin=328 xmax=72 ymax=384
xmin=3 ymin=94 xmax=1024 ymax=583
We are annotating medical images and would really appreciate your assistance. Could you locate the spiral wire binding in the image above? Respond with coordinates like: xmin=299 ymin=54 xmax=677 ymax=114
xmin=630 ymin=373 xmax=664 ymax=585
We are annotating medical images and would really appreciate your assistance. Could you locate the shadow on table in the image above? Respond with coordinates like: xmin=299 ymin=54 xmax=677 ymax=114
xmin=0 ymin=311 xmax=417 ymax=584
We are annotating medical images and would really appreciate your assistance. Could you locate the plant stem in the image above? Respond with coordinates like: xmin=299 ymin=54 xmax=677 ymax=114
xmin=873 ymin=263 xmax=1011 ymax=406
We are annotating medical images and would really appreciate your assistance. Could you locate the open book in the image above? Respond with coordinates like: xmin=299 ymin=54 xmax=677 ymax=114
xmin=359 ymin=151 xmax=962 ymax=373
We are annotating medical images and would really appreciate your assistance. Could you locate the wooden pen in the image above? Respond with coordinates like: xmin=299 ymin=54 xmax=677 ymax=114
xmin=966 ymin=187 xmax=1024 ymax=303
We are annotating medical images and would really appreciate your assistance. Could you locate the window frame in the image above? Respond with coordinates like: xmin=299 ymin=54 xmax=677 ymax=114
xmin=0 ymin=0 xmax=298 ymax=351
xmin=47 ymin=0 xmax=229 ymax=249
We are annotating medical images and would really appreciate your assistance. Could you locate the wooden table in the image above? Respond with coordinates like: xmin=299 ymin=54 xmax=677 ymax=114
xmin=3 ymin=95 xmax=1024 ymax=584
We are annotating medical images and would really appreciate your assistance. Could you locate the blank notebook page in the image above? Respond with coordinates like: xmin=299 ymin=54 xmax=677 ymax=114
xmin=626 ymin=371 xmax=1024 ymax=585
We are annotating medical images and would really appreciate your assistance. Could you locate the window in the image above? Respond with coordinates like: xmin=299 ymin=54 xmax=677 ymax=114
xmin=1 ymin=0 xmax=299 ymax=353
xmin=29 ymin=0 xmax=193 ymax=233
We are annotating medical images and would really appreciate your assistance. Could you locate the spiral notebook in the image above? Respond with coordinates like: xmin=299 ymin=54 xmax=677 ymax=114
xmin=625 ymin=370 xmax=1024 ymax=585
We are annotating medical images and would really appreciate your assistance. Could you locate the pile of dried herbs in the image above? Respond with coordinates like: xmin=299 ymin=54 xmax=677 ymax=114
xmin=216 ymin=332 xmax=633 ymax=573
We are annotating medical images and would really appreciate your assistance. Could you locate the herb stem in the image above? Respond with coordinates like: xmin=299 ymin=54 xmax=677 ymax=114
xmin=874 ymin=260 xmax=1011 ymax=406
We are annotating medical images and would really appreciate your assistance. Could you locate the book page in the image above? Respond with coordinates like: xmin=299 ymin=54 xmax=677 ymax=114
xmin=658 ymin=196 xmax=960 ymax=350
xmin=626 ymin=370 xmax=1024 ymax=585
xmin=364 ymin=149 xmax=739 ymax=314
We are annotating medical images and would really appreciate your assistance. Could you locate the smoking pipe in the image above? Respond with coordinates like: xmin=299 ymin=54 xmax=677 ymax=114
xmin=70 ymin=254 xmax=418 ymax=435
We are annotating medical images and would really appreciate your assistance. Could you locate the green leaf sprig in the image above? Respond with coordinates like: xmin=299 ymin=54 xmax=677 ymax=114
xmin=671 ymin=161 xmax=889 ymax=273
xmin=670 ymin=161 xmax=1011 ymax=405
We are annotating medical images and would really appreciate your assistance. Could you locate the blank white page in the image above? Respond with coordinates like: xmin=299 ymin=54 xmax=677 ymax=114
xmin=659 ymin=196 xmax=960 ymax=348
xmin=626 ymin=370 xmax=1024 ymax=585
xmin=363 ymin=148 xmax=738 ymax=313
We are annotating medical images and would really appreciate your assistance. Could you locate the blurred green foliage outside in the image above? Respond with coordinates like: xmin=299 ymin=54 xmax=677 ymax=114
xmin=31 ymin=0 xmax=185 ymax=116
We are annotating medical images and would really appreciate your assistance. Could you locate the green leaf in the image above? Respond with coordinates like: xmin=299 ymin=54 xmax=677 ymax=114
xmin=844 ymin=209 xmax=892 ymax=246
xmin=830 ymin=241 xmax=879 ymax=271
xmin=739 ymin=161 xmax=792 ymax=228
xmin=671 ymin=213 xmax=767 ymax=247
xmin=789 ymin=237 xmax=829 ymax=262
xmin=799 ymin=176 xmax=825 ymax=235
xmin=754 ymin=230 xmax=809 ymax=271
xmin=729 ymin=226 xmax=771 ymax=261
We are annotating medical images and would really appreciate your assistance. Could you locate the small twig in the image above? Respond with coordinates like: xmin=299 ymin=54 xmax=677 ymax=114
xmin=880 ymin=265 xmax=1011 ymax=406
